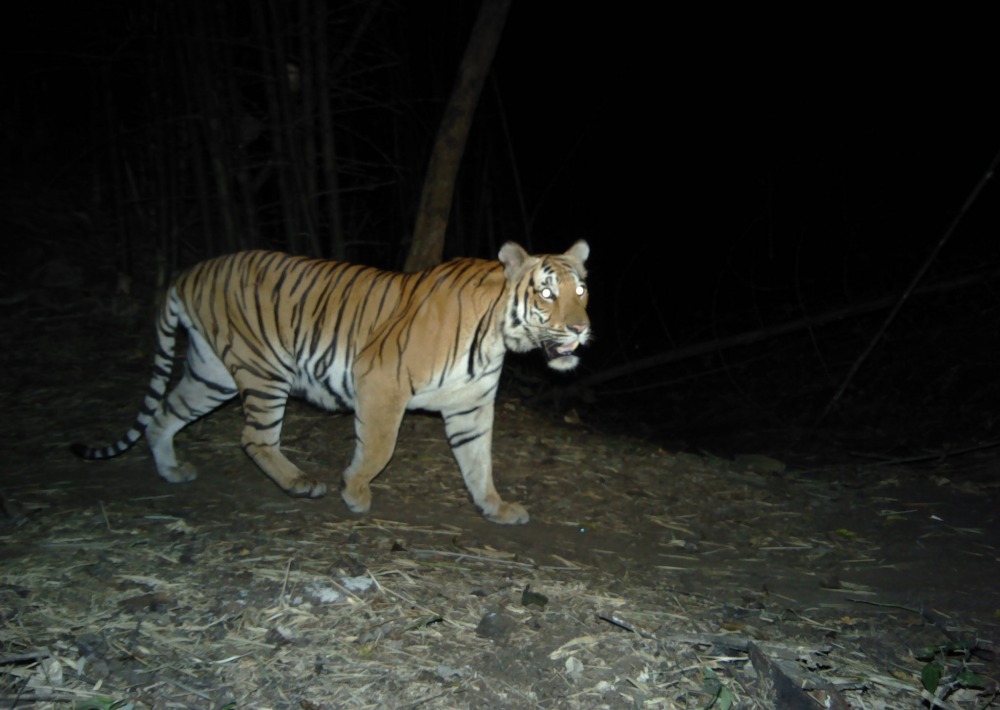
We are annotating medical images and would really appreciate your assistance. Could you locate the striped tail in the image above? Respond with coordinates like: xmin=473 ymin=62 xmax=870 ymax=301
xmin=70 ymin=288 xmax=182 ymax=462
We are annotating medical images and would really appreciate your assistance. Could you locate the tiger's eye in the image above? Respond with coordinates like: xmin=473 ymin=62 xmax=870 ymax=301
xmin=575 ymin=285 xmax=585 ymax=297
xmin=540 ymin=288 xmax=553 ymax=299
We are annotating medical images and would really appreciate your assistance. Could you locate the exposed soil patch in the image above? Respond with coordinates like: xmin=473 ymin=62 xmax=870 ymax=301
xmin=1 ymin=311 xmax=998 ymax=709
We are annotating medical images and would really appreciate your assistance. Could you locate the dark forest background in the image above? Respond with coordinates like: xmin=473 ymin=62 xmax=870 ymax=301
xmin=4 ymin=1 xmax=1000 ymax=460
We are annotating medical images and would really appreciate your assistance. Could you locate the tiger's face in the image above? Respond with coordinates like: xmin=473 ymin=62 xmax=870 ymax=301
xmin=500 ymin=241 xmax=591 ymax=371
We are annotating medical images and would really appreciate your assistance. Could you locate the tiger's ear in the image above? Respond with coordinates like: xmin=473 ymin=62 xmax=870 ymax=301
xmin=499 ymin=241 xmax=531 ymax=279
xmin=565 ymin=240 xmax=589 ymax=266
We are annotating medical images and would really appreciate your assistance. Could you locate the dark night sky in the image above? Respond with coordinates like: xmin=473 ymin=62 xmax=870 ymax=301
xmin=488 ymin=8 xmax=1000 ymax=365
xmin=7 ymin=4 xmax=999 ymax=282
xmin=5 ymin=3 xmax=1000 ymax=430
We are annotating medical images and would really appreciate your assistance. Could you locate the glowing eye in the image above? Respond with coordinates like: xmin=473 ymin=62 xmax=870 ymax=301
xmin=540 ymin=287 xmax=554 ymax=300
xmin=575 ymin=285 xmax=586 ymax=297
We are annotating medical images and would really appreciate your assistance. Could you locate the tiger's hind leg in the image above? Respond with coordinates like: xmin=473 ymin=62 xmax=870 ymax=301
xmin=146 ymin=330 xmax=238 ymax=483
xmin=236 ymin=374 xmax=328 ymax=498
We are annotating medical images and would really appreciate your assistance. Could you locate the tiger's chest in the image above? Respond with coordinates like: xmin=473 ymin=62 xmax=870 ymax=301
xmin=407 ymin=364 xmax=504 ymax=412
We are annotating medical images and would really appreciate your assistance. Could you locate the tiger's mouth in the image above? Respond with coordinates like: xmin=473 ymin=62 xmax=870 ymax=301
xmin=542 ymin=340 xmax=581 ymax=362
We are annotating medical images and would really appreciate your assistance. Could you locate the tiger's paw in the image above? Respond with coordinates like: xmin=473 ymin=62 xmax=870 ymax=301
xmin=341 ymin=483 xmax=371 ymax=514
xmin=285 ymin=477 xmax=328 ymax=499
xmin=159 ymin=462 xmax=198 ymax=484
xmin=484 ymin=501 xmax=530 ymax=525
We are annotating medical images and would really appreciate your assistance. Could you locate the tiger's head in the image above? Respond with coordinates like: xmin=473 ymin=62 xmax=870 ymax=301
xmin=499 ymin=241 xmax=591 ymax=371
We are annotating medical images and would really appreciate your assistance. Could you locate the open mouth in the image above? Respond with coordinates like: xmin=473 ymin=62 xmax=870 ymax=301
xmin=543 ymin=340 xmax=580 ymax=361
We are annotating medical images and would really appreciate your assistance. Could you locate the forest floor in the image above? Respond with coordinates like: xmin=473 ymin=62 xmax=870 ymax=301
xmin=1 ymin=300 xmax=999 ymax=709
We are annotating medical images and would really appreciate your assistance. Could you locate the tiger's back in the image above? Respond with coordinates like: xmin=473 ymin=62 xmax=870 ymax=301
xmin=73 ymin=242 xmax=590 ymax=524
xmin=174 ymin=251 xmax=511 ymax=411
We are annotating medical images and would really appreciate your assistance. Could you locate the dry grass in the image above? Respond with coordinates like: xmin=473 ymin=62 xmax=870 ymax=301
xmin=1 ymin=312 xmax=999 ymax=708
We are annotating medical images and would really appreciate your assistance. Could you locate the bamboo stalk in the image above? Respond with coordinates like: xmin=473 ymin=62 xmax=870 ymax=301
xmin=253 ymin=0 xmax=299 ymax=251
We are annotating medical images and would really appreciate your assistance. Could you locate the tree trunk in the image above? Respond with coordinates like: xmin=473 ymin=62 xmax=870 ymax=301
xmin=403 ymin=0 xmax=512 ymax=272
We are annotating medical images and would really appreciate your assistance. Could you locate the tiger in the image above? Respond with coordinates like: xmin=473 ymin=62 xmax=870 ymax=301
xmin=72 ymin=241 xmax=590 ymax=524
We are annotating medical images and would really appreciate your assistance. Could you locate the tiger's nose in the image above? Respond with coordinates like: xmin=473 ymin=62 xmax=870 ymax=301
xmin=568 ymin=323 xmax=588 ymax=335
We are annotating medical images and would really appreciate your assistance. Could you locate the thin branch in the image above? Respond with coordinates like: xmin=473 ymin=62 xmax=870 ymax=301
xmin=817 ymin=146 xmax=1000 ymax=423
xmin=572 ymin=266 xmax=1000 ymax=391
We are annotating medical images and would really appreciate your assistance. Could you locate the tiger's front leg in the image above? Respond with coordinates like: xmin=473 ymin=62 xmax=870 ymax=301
xmin=443 ymin=403 xmax=529 ymax=525
xmin=340 ymin=393 xmax=406 ymax=514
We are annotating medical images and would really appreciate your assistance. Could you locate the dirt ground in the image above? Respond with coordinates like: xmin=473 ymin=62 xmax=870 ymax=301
xmin=2 ymin=314 xmax=999 ymax=709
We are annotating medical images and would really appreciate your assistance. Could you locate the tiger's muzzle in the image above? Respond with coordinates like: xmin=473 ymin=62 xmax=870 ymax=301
xmin=542 ymin=322 xmax=590 ymax=371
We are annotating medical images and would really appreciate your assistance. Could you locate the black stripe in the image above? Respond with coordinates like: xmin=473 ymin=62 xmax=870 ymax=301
xmin=449 ymin=431 xmax=485 ymax=448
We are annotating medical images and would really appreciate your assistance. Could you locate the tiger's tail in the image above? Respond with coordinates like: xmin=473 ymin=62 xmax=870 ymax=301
xmin=71 ymin=288 xmax=182 ymax=462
